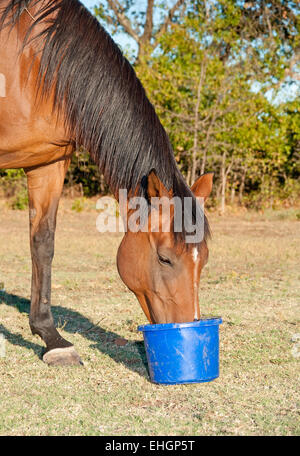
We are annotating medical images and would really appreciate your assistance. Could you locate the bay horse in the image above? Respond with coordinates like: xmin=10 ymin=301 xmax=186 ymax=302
xmin=0 ymin=0 xmax=213 ymax=366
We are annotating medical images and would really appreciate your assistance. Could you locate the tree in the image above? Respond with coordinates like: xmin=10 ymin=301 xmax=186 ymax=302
xmin=94 ymin=0 xmax=186 ymax=62
xmin=134 ymin=1 xmax=300 ymax=210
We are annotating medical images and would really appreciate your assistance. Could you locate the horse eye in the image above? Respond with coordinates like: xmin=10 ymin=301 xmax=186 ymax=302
xmin=158 ymin=254 xmax=172 ymax=266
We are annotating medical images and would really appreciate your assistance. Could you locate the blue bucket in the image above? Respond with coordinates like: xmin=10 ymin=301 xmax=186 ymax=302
xmin=138 ymin=317 xmax=222 ymax=384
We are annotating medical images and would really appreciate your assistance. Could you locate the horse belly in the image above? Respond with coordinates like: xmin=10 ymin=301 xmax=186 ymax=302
xmin=0 ymin=120 xmax=70 ymax=169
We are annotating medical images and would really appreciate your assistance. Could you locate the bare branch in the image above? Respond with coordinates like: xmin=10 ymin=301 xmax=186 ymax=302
xmin=264 ymin=6 xmax=273 ymax=39
xmin=106 ymin=0 xmax=140 ymax=43
xmin=156 ymin=0 xmax=185 ymax=41
xmin=141 ymin=0 xmax=154 ymax=45
xmin=284 ymin=52 xmax=300 ymax=81
xmin=204 ymin=0 xmax=210 ymax=20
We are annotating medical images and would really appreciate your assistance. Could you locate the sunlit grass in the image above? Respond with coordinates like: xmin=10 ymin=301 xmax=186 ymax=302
xmin=0 ymin=201 xmax=299 ymax=435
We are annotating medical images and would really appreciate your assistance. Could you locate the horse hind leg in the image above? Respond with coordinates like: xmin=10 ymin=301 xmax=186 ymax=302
xmin=25 ymin=159 xmax=82 ymax=366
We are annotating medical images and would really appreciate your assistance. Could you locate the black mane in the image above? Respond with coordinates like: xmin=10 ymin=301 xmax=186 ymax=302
xmin=0 ymin=0 xmax=210 ymax=243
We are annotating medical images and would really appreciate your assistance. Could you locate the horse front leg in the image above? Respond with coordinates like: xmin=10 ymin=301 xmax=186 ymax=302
xmin=25 ymin=159 xmax=82 ymax=366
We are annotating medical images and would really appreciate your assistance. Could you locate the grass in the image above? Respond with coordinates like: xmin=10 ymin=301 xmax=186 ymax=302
xmin=0 ymin=200 xmax=299 ymax=436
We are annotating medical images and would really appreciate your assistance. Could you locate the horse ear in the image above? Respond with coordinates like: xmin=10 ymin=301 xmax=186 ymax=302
xmin=146 ymin=169 xmax=170 ymax=199
xmin=191 ymin=173 xmax=213 ymax=201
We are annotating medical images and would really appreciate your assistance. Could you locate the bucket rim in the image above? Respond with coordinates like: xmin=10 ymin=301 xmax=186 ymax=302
xmin=138 ymin=316 xmax=222 ymax=332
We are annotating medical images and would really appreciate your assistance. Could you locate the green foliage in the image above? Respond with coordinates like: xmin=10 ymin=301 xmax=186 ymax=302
xmin=71 ymin=197 xmax=87 ymax=213
xmin=64 ymin=148 xmax=108 ymax=197
xmin=10 ymin=188 xmax=28 ymax=211
xmin=1 ymin=1 xmax=299 ymax=210
xmin=0 ymin=169 xmax=28 ymax=210
xmin=134 ymin=0 xmax=300 ymax=209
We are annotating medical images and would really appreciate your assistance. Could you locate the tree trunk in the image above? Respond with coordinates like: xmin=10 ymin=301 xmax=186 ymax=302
xmin=191 ymin=60 xmax=206 ymax=183
xmin=239 ymin=167 xmax=246 ymax=205
xmin=230 ymin=172 xmax=237 ymax=205
xmin=220 ymin=152 xmax=234 ymax=214
xmin=200 ymin=151 xmax=207 ymax=176
xmin=186 ymin=166 xmax=192 ymax=188
xmin=100 ymin=174 xmax=106 ymax=194
xmin=216 ymin=181 xmax=222 ymax=201
xmin=220 ymin=152 xmax=226 ymax=215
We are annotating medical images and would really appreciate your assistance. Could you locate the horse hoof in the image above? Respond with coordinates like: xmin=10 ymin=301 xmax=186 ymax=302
xmin=43 ymin=346 xmax=83 ymax=367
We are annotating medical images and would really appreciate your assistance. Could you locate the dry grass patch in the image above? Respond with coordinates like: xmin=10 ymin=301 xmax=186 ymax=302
xmin=0 ymin=201 xmax=299 ymax=435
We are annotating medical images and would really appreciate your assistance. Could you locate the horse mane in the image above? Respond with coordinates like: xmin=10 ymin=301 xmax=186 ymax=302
xmin=0 ymin=0 xmax=210 ymax=244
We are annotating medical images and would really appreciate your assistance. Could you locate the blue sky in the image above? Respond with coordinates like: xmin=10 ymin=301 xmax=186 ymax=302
xmin=81 ymin=0 xmax=136 ymax=54
xmin=81 ymin=0 xmax=96 ymax=10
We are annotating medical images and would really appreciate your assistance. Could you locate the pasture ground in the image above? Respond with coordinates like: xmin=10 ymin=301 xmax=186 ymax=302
xmin=0 ymin=199 xmax=299 ymax=436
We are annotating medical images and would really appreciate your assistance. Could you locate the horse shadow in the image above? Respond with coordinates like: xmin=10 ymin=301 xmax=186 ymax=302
xmin=0 ymin=291 xmax=149 ymax=379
